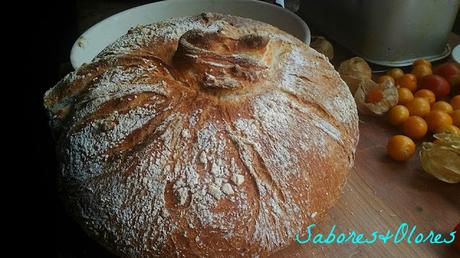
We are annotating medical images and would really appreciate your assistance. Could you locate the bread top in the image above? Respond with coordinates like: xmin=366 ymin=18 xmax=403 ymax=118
xmin=44 ymin=13 xmax=359 ymax=257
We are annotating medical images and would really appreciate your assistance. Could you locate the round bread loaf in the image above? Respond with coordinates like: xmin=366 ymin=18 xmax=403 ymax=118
xmin=44 ymin=13 xmax=359 ymax=258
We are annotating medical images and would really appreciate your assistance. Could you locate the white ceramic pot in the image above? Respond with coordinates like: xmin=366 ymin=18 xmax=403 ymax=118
xmin=70 ymin=0 xmax=310 ymax=68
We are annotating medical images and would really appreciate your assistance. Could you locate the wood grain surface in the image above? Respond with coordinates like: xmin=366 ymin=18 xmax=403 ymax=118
xmin=274 ymin=115 xmax=460 ymax=258
xmin=273 ymin=34 xmax=460 ymax=258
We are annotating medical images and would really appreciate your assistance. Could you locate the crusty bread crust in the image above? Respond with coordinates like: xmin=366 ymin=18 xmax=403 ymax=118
xmin=44 ymin=13 xmax=359 ymax=258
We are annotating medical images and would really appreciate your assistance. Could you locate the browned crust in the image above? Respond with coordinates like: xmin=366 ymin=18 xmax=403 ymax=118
xmin=44 ymin=13 xmax=359 ymax=258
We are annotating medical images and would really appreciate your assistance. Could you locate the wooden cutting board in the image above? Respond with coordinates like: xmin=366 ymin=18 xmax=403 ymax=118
xmin=274 ymin=34 xmax=460 ymax=258
xmin=275 ymin=115 xmax=460 ymax=258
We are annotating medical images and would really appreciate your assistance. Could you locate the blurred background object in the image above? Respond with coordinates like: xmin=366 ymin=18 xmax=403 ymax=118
xmin=300 ymin=0 xmax=460 ymax=66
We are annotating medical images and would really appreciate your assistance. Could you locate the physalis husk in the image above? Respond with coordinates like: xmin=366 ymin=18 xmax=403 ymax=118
xmin=420 ymin=133 xmax=460 ymax=183
xmin=354 ymin=79 xmax=398 ymax=116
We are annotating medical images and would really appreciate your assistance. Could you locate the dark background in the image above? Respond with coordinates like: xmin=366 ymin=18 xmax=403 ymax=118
xmin=20 ymin=0 xmax=459 ymax=257
xmin=22 ymin=1 xmax=153 ymax=257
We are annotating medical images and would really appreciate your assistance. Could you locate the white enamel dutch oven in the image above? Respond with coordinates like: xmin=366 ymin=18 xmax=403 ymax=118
xmin=70 ymin=0 xmax=310 ymax=68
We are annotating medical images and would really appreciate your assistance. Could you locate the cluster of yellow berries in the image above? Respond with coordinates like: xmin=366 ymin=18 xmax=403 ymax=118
xmin=381 ymin=60 xmax=460 ymax=161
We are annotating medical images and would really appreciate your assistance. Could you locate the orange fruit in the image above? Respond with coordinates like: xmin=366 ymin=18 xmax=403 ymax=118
xmin=413 ymin=59 xmax=432 ymax=68
xmin=419 ymin=74 xmax=451 ymax=98
xmin=376 ymin=75 xmax=395 ymax=85
xmin=451 ymin=95 xmax=460 ymax=110
xmin=386 ymin=68 xmax=404 ymax=80
xmin=387 ymin=135 xmax=416 ymax=161
xmin=425 ymin=110 xmax=453 ymax=132
xmin=414 ymin=89 xmax=436 ymax=105
xmin=431 ymin=101 xmax=453 ymax=114
xmin=405 ymin=97 xmax=431 ymax=117
xmin=436 ymin=124 xmax=460 ymax=135
xmin=451 ymin=110 xmax=460 ymax=127
xmin=403 ymin=116 xmax=428 ymax=139
xmin=366 ymin=88 xmax=384 ymax=103
xmin=396 ymin=73 xmax=417 ymax=92
xmin=398 ymin=87 xmax=414 ymax=105
xmin=387 ymin=105 xmax=410 ymax=126
xmin=434 ymin=62 xmax=460 ymax=82
xmin=411 ymin=64 xmax=432 ymax=79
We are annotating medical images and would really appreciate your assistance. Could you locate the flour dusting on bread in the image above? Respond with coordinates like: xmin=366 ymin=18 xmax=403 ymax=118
xmin=44 ymin=13 xmax=358 ymax=257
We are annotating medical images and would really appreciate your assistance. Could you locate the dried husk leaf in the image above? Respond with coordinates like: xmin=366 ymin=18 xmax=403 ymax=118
xmin=354 ymin=79 xmax=398 ymax=116
xmin=310 ymin=36 xmax=334 ymax=60
xmin=340 ymin=75 xmax=363 ymax=94
xmin=338 ymin=57 xmax=372 ymax=94
xmin=420 ymin=133 xmax=460 ymax=183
